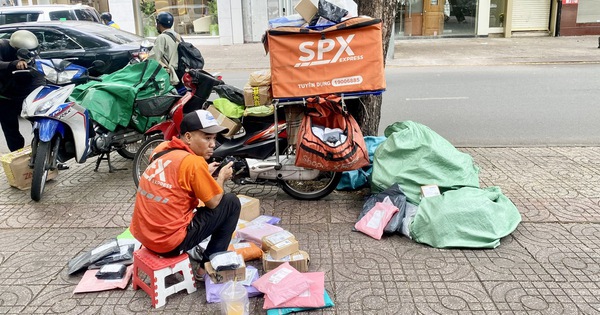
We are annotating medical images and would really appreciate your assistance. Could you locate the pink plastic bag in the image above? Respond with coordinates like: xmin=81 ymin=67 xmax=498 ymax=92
xmin=354 ymin=197 xmax=399 ymax=240
xmin=263 ymin=272 xmax=325 ymax=309
xmin=252 ymin=262 xmax=312 ymax=307
xmin=236 ymin=223 xmax=284 ymax=247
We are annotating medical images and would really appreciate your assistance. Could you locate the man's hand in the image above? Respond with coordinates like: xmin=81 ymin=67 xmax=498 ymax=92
xmin=217 ymin=162 xmax=234 ymax=182
xmin=208 ymin=161 xmax=219 ymax=175
xmin=15 ymin=60 xmax=28 ymax=70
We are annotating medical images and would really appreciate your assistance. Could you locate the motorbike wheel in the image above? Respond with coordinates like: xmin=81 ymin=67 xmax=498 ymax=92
xmin=280 ymin=171 xmax=342 ymax=200
xmin=132 ymin=134 xmax=164 ymax=187
xmin=117 ymin=140 xmax=142 ymax=160
xmin=31 ymin=140 xmax=52 ymax=202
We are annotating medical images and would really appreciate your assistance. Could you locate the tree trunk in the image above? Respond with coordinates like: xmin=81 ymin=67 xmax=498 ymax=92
xmin=352 ymin=0 xmax=398 ymax=136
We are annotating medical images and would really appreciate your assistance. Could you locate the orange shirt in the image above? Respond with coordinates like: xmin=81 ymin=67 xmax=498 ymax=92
xmin=130 ymin=138 xmax=223 ymax=253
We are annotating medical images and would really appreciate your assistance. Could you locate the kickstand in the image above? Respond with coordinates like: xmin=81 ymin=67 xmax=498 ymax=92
xmin=94 ymin=152 xmax=127 ymax=173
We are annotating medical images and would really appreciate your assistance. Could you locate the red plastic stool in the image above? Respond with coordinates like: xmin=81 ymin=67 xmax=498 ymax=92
xmin=132 ymin=247 xmax=197 ymax=308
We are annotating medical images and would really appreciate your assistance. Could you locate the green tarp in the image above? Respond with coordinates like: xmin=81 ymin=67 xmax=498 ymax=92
xmin=69 ymin=60 xmax=173 ymax=133
xmin=371 ymin=121 xmax=480 ymax=205
xmin=410 ymin=187 xmax=521 ymax=248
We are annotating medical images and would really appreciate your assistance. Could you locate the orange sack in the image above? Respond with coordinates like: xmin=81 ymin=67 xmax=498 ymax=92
xmin=265 ymin=17 xmax=386 ymax=98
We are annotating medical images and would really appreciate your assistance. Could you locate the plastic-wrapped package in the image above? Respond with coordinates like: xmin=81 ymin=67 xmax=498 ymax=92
xmin=249 ymin=215 xmax=281 ymax=225
xmin=252 ymin=262 xmax=312 ymax=307
xmin=354 ymin=198 xmax=399 ymax=240
xmin=205 ymin=266 xmax=262 ymax=303
xmin=95 ymin=263 xmax=127 ymax=280
xmin=356 ymin=184 xmax=408 ymax=234
xmin=263 ymin=272 xmax=325 ymax=309
xmin=209 ymin=251 xmax=243 ymax=271
xmin=88 ymin=244 xmax=134 ymax=269
xmin=266 ymin=290 xmax=334 ymax=314
xmin=228 ymin=242 xmax=263 ymax=262
xmin=317 ymin=0 xmax=348 ymax=23
xmin=219 ymin=280 xmax=250 ymax=315
xmin=401 ymin=202 xmax=418 ymax=239
xmin=67 ymin=239 xmax=120 ymax=275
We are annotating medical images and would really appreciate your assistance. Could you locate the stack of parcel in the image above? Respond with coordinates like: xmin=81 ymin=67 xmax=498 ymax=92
xmin=261 ymin=0 xmax=387 ymax=173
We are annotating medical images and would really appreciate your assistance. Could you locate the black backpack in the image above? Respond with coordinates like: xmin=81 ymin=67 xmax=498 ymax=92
xmin=164 ymin=32 xmax=205 ymax=79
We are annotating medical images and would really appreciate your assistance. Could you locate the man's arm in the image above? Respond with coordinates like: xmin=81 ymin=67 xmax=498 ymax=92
xmin=204 ymin=162 xmax=234 ymax=209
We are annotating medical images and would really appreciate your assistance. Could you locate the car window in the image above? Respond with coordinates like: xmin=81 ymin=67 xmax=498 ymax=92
xmin=76 ymin=25 xmax=143 ymax=44
xmin=1 ymin=13 xmax=40 ymax=24
xmin=32 ymin=30 xmax=83 ymax=51
xmin=74 ymin=9 xmax=99 ymax=22
xmin=49 ymin=10 xmax=76 ymax=21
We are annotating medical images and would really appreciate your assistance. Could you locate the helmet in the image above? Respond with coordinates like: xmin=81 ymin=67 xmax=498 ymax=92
xmin=100 ymin=12 xmax=112 ymax=22
xmin=9 ymin=30 xmax=39 ymax=50
xmin=156 ymin=11 xmax=174 ymax=28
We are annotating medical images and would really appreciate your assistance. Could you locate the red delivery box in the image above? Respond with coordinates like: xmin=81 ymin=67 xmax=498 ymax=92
xmin=265 ymin=17 xmax=386 ymax=98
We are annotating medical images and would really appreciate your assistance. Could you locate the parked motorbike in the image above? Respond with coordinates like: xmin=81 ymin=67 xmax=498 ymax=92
xmin=18 ymin=49 xmax=148 ymax=201
xmin=131 ymin=70 xmax=341 ymax=200
xmin=129 ymin=40 xmax=152 ymax=64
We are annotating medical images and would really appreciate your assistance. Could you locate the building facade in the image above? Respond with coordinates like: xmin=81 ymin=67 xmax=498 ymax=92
xmin=11 ymin=0 xmax=600 ymax=44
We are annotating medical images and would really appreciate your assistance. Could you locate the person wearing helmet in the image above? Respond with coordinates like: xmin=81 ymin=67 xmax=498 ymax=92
xmin=148 ymin=11 xmax=183 ymax=90
xmin=100 ymin=12 xmax=120 ymax=29
xmin=0 ymin=30 xmax=45 ymax=152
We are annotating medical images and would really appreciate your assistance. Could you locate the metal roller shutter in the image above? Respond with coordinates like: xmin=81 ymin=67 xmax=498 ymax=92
xmin=512 ymin=0 xmax=551 ymax=30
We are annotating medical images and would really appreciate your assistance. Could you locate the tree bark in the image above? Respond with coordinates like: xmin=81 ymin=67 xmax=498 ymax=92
xmin=352 ymin=0 xmax=398 ymax=136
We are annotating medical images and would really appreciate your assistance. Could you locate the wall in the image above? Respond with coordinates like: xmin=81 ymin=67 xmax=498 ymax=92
xmin=560 ymin=3 xmax=600 ymax=36
xmin=108 ymin=0 xmax=136 ymax=33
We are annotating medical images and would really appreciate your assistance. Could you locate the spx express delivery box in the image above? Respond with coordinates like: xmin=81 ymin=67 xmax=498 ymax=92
xmin=264 ymin=17 xmax=386 ymax=98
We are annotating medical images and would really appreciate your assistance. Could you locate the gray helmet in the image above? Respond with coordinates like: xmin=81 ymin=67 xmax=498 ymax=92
xmin=9 ymin=30 xmax=39 ymax=50
xmin=156 ymin=11 xmax=174 ymax=28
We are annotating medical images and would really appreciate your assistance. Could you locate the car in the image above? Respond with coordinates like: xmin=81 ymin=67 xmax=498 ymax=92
xmin=0 ymin=21 xmax=150 ymax=74
xmin=0 ymin=4 xmax=101 ymax=25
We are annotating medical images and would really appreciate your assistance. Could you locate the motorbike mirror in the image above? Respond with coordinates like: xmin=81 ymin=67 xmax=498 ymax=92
xmin=57 ymin=60 xmax=72 ymax=72
xmin=16 ymin=48 xmax=33 ymax=60
xmin=90 ymin=60 xmax=105 ymax=69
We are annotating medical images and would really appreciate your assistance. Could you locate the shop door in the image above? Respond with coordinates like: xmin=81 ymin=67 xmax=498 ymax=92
xmin=423 ymin=0 xmax=444 ymax=35
xmin=512 ymin=0 xmax=551 ymax=30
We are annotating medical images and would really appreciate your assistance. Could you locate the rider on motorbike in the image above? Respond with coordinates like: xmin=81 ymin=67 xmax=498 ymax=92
xmin=0 ymin=30 xmax=44 ymax=152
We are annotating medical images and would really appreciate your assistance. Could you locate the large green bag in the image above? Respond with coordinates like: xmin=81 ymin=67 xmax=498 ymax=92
xmin=371 ymin=121 xmax=480 ymax=204
xmin=69 ymin=60 xmax=173 ymax=132
xmin=410 ymin=186 xmax=521 ymax=248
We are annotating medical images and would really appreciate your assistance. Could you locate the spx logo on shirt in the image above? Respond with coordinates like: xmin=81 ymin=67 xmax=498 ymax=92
xmin=143 ymin=158 xmax=173 ymax=189
xmin=294 ymin=34 xmax=364 ymax=68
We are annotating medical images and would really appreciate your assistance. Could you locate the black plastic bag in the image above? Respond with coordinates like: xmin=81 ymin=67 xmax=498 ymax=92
xmin=356 ymin=184 xmax=408 ymax=234
xmin=209 ymin=251 xmax=242 ymax=271
xmin=88 ymin=244 xmax=135 ymax=269
xmin=214 ymin=84 xmax=244 ymax=106
xmin=68 ymin=239 xmax=120 ymax=275
xmin=318 ymin=0 xmax=348 ymax=23
xmin=95 ymin=263 xmax=127 ymax=280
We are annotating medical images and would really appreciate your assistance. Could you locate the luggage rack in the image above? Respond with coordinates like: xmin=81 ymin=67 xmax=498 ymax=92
xmin=270 ymin=90 xmax=384 ymax=169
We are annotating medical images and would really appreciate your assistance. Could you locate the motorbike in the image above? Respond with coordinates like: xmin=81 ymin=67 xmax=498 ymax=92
xmin=18 ymin=49 xmax=153 ymax=201
xmin=129 ymin=40 xmax=152 ymax=64
xmin=131 ymin=70 xmax=342 ymax=200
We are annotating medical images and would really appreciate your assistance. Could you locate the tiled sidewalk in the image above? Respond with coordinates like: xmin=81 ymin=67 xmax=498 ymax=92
xmin=1 ymin=146 xmax=599 ymax=314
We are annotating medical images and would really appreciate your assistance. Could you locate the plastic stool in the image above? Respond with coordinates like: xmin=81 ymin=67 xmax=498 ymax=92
xmin=132 ymin=247 xmax=197 ymax=308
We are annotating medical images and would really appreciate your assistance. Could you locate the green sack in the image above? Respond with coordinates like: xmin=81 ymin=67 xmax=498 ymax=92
xmin=371 ymin=121 xmax=480 ymax=204
xmin=410 ymin=186 xmax=521 ymax=249
xmin=212 ymin=98 xmax=245 ymax=118
xmin=69 ymin=60 xmax=173 ymax=132
xmin=244 ymin=104 xmax=274 ymax=117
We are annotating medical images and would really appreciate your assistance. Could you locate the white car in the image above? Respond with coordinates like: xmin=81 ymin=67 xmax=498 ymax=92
xmin=0 ymin=4 xmax=101 ymax=25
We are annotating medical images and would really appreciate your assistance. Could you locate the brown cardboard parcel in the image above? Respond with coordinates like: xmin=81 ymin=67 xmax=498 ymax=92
xmin=206 ymin=105 xmax=241 ymax=138
xmin=262 ymin=250 xmax=310 ymax=273
xmin=294 ymin=0 xmax=317 ymax=22
xmin=267 ymin=239 xmax=299 ymax=260
xmin=237 ymin=194 xmax=260 ymax=221
xmin=1 ymin=146 xmax=57 ymax=190
xmin=243 ymin=84 xmax=272 ymax=107
xmin=261 ymin=230 xmax=296 ymax=251
xmin=204 ymin=260 xmax=246 ymax=284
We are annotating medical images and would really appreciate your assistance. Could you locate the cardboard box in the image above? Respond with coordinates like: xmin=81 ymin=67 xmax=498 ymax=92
xmin=237 ymin=195 xmax=260 ymax=221
xmin=262 ymin=250 xmax=310 ymax=273
xmin=243 ymin=84 xmax=272 ymax=107
xmin=206 ymin=105 xmax=242 ymax=138
xmin=204 ymin=259 xmax=246 ymax=284
xmin=249 ymin=70 xmax=271 ymax=86
xmin=0 ymin=145 xmax=58 ymax=190
xmin=268 ymin=239 xmax=299 ymax=260
xmin=265 ymin=17 xmax=385 ymax=98
xmin=294 ymin=0 xmax=318 ymax=22
xmin=261 ymin=230 xmax=296 ymax=251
